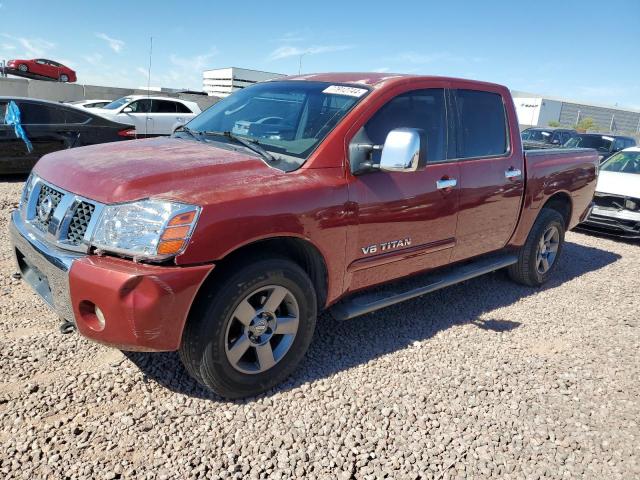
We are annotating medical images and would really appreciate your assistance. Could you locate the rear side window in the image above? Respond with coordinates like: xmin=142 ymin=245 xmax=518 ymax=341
xmin=454 ymin=89 xmax=508 ymax=158
xmin=64 ymin=108 xmax=90 ymax=124
xmin=176 ymin=102 xmax=192 ymax=113
xmin=17 ymin=103 xmax=66 ymax=124
xmin=152 ymin=100 xmax=178 ymax=113
xmin=364 ymin=89 xmax=447 ymax=163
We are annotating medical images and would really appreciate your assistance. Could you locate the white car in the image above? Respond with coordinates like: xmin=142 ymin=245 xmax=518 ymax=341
xmin=87 ymin=95 xmax=201 ymax=136
xmin=582 ymin=146 xmax=640 ymax=238
xmin=67 ymin=99 xmax=112 ymax=109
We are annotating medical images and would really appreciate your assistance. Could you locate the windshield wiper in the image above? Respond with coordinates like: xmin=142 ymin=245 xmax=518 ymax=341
xmin=174 ymin=125 xmax=202 ymax=142
xmin=200 ymin=130 xmax=277 ymax=163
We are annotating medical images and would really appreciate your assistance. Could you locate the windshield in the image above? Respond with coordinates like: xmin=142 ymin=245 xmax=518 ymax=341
xmin=102 ymin=97 xmax=132 ymax=110
xmin=184 ymin=81 xmax=369 ymax=169
xmin=601 ymin=151 xmax=640 ymax=174
xmin=564 ymin=135 xmax=612 ymax=152
xmin=522 ymin=129 xmax=553 ymax=142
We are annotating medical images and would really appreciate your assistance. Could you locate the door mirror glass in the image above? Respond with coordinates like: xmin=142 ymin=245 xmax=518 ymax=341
xmin=379 ymin=128 xmax=424 ymax=172
xmin=122 ymin=106 xmax=133 ymax=113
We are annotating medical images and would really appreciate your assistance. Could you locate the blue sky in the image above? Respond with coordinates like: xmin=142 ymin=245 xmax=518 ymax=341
xmin=0 ymin=0 xmax=638 ymax=108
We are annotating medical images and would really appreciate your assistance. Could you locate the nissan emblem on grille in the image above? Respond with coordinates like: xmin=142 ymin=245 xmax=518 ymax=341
xmin=37 ymin=195 xmax=54 ymax=222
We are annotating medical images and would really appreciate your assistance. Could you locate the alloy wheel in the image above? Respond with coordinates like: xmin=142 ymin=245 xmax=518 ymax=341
xmin=536 ymin=225 xmax=560 ymax=274
xmin=224 ymin=285 xmax=299 ymax=374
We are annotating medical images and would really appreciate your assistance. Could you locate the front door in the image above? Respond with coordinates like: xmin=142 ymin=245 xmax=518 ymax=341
xmin=347 ymin=88 xmax=460 ymax=291
xmin=450 ymin=88 xmax=525 ymax=261
xmin=120 ymin=99 xmax=152 ymax=136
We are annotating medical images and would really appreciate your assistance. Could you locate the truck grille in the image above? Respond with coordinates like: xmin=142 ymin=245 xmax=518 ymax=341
xmin=593 ymin=193 xmax=626 ymax=210
xmin=67 ymin=201 xmax=95 ymax=245
xmin=33 ymin=184 xmax=64 ymax=231
xmin=22 ymin=176 xmax=103 ymax=252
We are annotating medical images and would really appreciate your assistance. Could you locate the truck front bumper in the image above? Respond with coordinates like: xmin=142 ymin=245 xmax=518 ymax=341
xmin=10 ymin=210 xmax=213 ymax=351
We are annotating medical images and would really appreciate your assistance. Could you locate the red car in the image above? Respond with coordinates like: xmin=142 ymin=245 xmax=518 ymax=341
xmin=6 ymin=58 xmax=76 ymax=82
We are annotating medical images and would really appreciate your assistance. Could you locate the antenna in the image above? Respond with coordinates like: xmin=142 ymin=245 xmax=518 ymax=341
xmin=146 ymin=36 xmax=153 ymax=136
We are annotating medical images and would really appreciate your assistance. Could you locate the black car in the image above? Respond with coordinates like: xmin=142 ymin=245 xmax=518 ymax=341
xmin=0 ymin=97 xmax=134 ymax=174
xmin=521 ymin=127 xmax=577 ymax=150
xmin=564 ymin=133 xmax=637 ymax=162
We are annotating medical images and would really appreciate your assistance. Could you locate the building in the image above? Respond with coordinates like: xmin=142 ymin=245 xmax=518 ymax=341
xmin=202 ymin=67 xmax=285 ymax=97
xmin=512 ymin=90 xmax=640 ymax=134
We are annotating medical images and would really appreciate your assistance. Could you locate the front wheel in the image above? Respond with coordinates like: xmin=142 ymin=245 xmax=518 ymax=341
xmin=508 ymin=208 xmax=565 ymax=286
xmin=179 ymin=257 xmax=317 ymax=398
xmin=59 ymin=74 xmax=69 ymax=82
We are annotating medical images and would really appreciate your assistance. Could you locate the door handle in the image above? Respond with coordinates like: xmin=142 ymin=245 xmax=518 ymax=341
xmin=505 ymin=168 xmax=522 ymax=179
xmin=436 ymin=178 xmax=457 ymax=190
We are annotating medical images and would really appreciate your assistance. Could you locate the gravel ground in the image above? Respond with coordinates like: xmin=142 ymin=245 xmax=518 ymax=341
xmin=0 ymin=177 xmax=639 ymax=479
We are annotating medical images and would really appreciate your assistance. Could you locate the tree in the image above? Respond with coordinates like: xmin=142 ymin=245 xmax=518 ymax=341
xmin=575 ymin=117 xmax=598 ymax=132
xmin=548 ymin=121 xmax=561 ymax=127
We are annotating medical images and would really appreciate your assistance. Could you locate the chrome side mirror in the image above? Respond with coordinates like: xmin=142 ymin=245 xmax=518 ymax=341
xmin=379 ymin=128 xmax=425 ymax=173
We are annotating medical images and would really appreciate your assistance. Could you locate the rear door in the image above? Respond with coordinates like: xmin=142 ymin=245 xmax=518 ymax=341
xmin=450 ymin=88 xmax=525 ymax=262
xmin=150 ymin=99 xmax=178 ymax=135
xmin=347 ymin=87 xmax=460 ymax=291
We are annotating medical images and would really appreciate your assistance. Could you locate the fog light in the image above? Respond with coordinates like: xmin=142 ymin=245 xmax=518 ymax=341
xmin=95 ymin=306 xmax=106 ymax=330
xmin=78 ymin=300 xmax=106 ymax=332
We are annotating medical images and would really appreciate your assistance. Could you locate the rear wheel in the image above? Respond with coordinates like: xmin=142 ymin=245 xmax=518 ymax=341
xmin=179 ymin=257 xmax=317 ymax=398
xmin=18 ymin=63 xmax=28 ymax=72
xmin=59 ymin=74 xmax=69 ymax=82
xmin=508 ymin=208 xmax=565 ymax=286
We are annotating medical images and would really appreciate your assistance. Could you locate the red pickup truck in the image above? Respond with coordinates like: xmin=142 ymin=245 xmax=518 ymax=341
xmin=10 ymin=73 xmax=598 ymax=398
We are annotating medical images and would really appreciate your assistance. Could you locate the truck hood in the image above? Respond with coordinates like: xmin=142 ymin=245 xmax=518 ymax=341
xmin=596 ymin=170 xmax=640 ymax=198
xmin=34 ymin=137 xmax=284 ymax=204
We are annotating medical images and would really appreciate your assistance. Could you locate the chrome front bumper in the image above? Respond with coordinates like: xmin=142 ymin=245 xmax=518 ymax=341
xmin=9 ymin=210 xmax=84 ymax=322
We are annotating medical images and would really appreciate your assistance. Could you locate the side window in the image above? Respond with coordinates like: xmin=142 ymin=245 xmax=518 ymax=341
xmin=18 ymin=103 xmax=66 ymax=124
xmin=627 ymin=139 xmax=637 ymax=148
xmin=64 ymin=108 xmax=90 ymax=124
xmin=175 ymin=102 xmax=192 ymax=113
xmin=364 ymin=89 xmax=447 ymax=163
xmin=613 ymin=138 xmax=625 ymax=151
xmin=454 ymin=89 xmax=508 ymax=158
xmin=127 ymin=100 xmax=152 ymax=113
xmin=152 ymin=100 xmax=178 ymax=113
xmin=0 ymin=102 xmax=7 ymax=122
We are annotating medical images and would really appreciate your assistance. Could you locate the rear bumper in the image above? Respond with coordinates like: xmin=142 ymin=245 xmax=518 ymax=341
xmin=10 ymin=210 xmax=213 ymax=351
xmin=580 ymin=206 xmax=640 ymax=239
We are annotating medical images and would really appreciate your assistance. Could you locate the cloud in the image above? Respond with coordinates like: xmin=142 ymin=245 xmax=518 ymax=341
xmin=1 ymin=34 xmax=55 ymax=57
xmin=268 ymin=44 xmax=353 ymax=61
xmin=95 ymin=33 xmax=125 ymax=53
xmin=83 ymin=53 xmax=103 ymax=66
xmin=372 ymin=67 xmax=390 ymax=73
xmin=274 ymin=31 xmax=306 ymax=43
xmin=169 ymin=49 xmax=217 ymax=72
xmin=393 ymin=51 xmax=486 ymax=65
xmin=1 ymin=42 xmax=15 ymax=51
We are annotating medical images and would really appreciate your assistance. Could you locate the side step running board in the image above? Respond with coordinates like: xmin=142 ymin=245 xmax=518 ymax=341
xmin=330 ymin=253 xmax=518 ymax=321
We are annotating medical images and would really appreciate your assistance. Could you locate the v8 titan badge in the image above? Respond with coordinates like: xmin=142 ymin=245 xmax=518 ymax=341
xmin=37 ymin=195 xmax=54 ymax=222
xmin=361 ymin=238 xmax=411 ymax=255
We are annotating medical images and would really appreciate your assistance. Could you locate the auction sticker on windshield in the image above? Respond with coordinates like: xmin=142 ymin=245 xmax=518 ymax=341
xmin=322 ymin=85 xmax=368 ymax=97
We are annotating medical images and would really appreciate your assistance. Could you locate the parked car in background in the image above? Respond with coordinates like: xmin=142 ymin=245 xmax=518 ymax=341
xmin=564 ymin=133 xmax=636 ymax=162
xmin=581 ymin=147 xmax=640 ymax=238
xmin=6 ymin=58 xmax=77 ymax=82
xmin=0 ymin=97 xmax=134 ymax=174
xmin=67 ymin=99 xmax=112 ymax=109
xmin=521 ymin=127 xmax=576 ymax=150
xmin=9 ymin=73 xmax=599 ymax=398
xmin=87 ymin=96 xmax=201 ymax=136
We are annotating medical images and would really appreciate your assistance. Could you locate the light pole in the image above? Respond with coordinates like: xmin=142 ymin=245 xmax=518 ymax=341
xmin=298 ymin=51 xmax=309 ymax=75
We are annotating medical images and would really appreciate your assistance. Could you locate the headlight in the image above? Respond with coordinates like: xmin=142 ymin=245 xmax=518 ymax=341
xmin=21 ymin=173 xmax=37 ymax=208
xmin=91 ymin=199 xmax=200 ymax=259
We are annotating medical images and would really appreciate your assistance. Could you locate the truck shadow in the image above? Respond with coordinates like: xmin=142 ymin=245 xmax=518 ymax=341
xmin=124 ymin=240 xmax=620 ymax=402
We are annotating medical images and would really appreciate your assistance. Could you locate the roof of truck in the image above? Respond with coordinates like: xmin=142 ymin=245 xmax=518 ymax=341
xmin=281 ymin=72 xmax=507 ymax=90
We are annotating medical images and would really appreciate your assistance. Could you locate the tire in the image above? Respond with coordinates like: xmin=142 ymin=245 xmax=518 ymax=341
xmin=18 ymin=64 xmax=28 ymax=72
xmin=179 ymin=256 xmax=317 ymax=398
xmin=59 ymin=74 xmax=69 ymax=82
xmin=508 ymin=208 xmax=565 ymax=287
